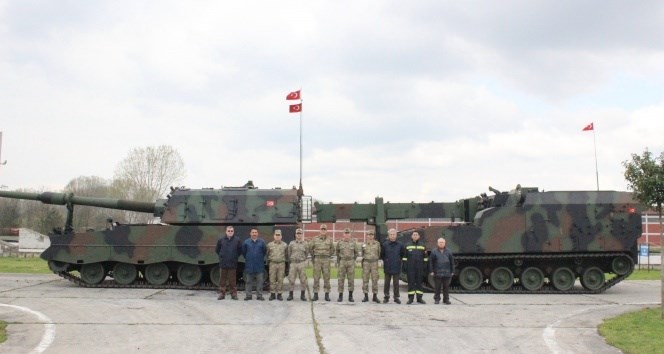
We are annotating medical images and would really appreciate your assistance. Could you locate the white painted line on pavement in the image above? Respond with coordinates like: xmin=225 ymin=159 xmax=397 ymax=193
xmin=0 ymin=303 xmax=55 ymax=354
xmin=542 ymin=306 xmax=609 ymax=354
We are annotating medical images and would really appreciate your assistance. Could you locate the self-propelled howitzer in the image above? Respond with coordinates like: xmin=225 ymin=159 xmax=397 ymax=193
xmin=314 ymin=185 xmax=643 ymax=293
xmin=0 ymin=183 xmax=304 ymax=289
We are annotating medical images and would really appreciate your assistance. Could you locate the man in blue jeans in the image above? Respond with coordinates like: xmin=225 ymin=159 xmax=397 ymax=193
xmin=243 ymin=228 xmax=267 ymax=300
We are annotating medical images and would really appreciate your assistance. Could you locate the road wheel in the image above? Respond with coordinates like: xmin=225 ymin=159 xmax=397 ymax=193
xmin=177 ymin=264 xmax=202 ymax=286
xmin=459 ymin=266 xmax=483 ymax=290
xmin=145 ymin=263 xmax=170 ymax=285
xmin=611 ymin=256 xmax=633 ymax=276
xmin=80 ymin=263 xmax=106 ymax=285
xmin=581 ymin=267 xmax=605 ymax=291
xmin=520 ymin=267 xmax=544 ymax=291
xmin=210 ymin=266 xmax=221 ymax=287
xmin=490 ymin=267 xmax=514 ymax=291
xmin=551 ymin=267 xmax=575 ymax=291
xmin=113 ymin=263 xmax=138 ymax=285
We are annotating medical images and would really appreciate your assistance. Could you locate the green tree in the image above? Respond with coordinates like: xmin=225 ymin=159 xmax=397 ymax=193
xmin=623 ymin=149 xmax=664 ymax=319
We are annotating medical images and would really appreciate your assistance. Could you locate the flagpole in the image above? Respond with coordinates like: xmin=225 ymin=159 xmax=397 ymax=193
xmin=593 ymin=127 xmax=599 ymax=191
xmin=299 ymin=94 xmax=303 ymax=192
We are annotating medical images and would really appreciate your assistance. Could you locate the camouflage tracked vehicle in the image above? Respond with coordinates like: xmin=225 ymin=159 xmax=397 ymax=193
xmin=314 ymin=185 xmax=642 ymax=293
xmin=0 ymin=182 xmax=305 ymax=289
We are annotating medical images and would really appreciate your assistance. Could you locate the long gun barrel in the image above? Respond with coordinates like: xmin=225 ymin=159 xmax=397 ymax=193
xmin=0 ymin=191 xmax=164 ymax=216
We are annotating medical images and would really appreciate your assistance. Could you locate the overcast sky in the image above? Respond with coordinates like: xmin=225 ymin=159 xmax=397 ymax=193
xmin=1 ymin=1 xmax=663 ymax=204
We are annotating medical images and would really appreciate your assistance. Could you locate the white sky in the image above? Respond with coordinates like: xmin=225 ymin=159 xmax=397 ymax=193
xmin=1 ymin=1 xmax=663 ymax=203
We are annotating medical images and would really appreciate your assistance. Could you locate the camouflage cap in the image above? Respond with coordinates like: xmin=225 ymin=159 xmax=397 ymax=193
xmin=320 ymin=224 xmax=327 ymax=230
xmin=367 ymin=230 xmax=375 ymax=235
xmin=295 ymin=228 xmax=303 ymax=234
xmin=274 ymin=229 xmax=282 ymax=236
xmin=343 ymin=227 xmax=351 ymax=233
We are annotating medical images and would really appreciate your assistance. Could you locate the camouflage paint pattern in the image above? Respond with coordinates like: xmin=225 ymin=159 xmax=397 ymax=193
xmin=315 ymin=186 xmax=643 ymax=292
xmin=0 ymin=184 xmax=301 ymax=287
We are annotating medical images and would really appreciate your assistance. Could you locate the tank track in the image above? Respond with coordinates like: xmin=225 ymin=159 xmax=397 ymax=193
xmin=446 ymin=252 xmax=631 ymax=294
xmin=55 ymin=271 xmax=221 ymax=291
xmin=52 ymin=252 xmax=631 ymax=294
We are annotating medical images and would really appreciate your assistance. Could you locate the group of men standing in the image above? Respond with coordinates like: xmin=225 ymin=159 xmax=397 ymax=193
xmin=215 ymin=224 xmax=455 ymax=305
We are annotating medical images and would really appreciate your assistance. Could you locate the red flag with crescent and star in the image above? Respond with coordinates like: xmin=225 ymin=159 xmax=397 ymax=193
xmin=286 ymin=90 xmax=301 ymax=100
xmin=289 ymin=103 xmax=302 ymax=113
xmin=582 ymin=122 xmax=594 ymax=131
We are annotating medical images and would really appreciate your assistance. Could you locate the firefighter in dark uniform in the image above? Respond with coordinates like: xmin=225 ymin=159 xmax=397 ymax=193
xmin=404 ymin=231 xmax=427 ymax=304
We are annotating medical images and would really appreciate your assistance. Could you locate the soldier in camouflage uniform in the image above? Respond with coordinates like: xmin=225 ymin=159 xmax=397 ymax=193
xmin=309 ymin=224 xmax=334 ymax=301
xmin=361 ymin=229 xmax=381 ymax=303
xmin=336 ymin=228 xmax=359 ymax=302
xmin=266 ymin=229 xmax=288 ymax=301
xmin=287 ymin=228 xmax=309 ymax=301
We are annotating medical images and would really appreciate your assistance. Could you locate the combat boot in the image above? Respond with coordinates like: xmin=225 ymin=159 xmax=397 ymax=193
xmin=362 ymin=293 xmax=369 ymax=302
xmin=407 ymin=295 xmax=414 ymax=304
xmin=337 ymin=293 xmax=343 ymax=302
xmin=383 ymin=296 xmax=389 ymax=304
xmin=300 ymin=291 xmax=306 ymax=301
xmin=416 ymin=294 xmax=426 ymax=304
xmin=287 ymin=291 xmax=294 ymax=301
xmin=372 ymin=294 xmax=380 ymax=303
xmin=312 ymin=293 xmax=319 ymax=301
xmin=348 ymin=291 xmax=354 ymax=302
xmin=269 ymin=293 xmax=276 ymax=301
xmin=325 ymin=292 xmax=331 ymax=301
xmin=277 ymin=293 xmax=283 ymax=301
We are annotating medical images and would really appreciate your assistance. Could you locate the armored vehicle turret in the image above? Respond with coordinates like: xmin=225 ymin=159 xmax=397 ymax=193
xmin=0 ymin=183 xmax=305 ymax=288
xmin=314 ymin=185 xmax=643 ymax=293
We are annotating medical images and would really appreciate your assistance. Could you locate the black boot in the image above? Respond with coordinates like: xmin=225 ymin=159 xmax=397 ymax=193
xmin=337 ymin=293 xmax=343 ymax=302
xmin=362 ymin=293 xmax=369 ymax=302
xmin=325 ymin=292 xmax=331 ymax=301
xmin=417 ymin=294 xmax=426 ymax=304
xmin=287 ymin=291 xmax=293 ymax=301
xmin=407 ymin=295 xmax=414 ymax=304
xmin=269 ymin=293 xmax=276 ymax=301
xmin=312 ymin=293 xmax=319 ymax=301
xmin=383 ymin=296 xmax=389 ymax=304
xmin=348 ymin=291 xmax=354 ymax=302
xmin=300 ymin=290 xmax=307 ymax=301
xmin=372 ymin=294 xmax=380 ymax=303
xmin=277 ymin=293 xmax=283 ymax=301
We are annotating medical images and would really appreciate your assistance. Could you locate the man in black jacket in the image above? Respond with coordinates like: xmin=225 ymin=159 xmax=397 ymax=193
xmin=429 ymin=237 xmax=455 ymax=304
xmin=215 ymin=226 xmax=243 ymax=300
xmin=405 ymin=231 xmax=427 ymax=304
xmin=381 ymin=228 xmax=405 ymax=304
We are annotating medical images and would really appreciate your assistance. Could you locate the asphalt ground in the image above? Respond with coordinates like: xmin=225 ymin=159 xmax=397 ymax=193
xmin=0 ymin=274 xmax=660 ymax=354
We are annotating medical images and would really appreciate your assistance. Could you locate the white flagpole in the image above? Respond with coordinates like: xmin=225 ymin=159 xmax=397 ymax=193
xmin=593 ymin=127 xmax=599 ymax=191
xmin=299 ymin=92 xmax=303 ymax=192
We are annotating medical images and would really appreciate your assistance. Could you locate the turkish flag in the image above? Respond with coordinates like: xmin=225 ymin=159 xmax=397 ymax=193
xmin=286 ymin=90 xmax=301 ymax=100
xmin=582 ymin=122 xmax=594 ymax=131
xmin=289 ymin=103 xmax=302 ymax=113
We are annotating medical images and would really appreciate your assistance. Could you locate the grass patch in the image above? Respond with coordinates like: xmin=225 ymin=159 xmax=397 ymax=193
xmin=0 ymin=320 xmax=6 ymax=344
xmin=599 ymin=307 xmax=664 ymax=353
xmin=628 ymin=269 xmax=662 ymax=280
xmin=0 ymin=257 xmax=51 ymax=274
